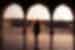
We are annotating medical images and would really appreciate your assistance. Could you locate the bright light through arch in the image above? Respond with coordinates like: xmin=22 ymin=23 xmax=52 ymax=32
xmin=26 ymin=4 xmax=51 ymax=21
xmin=3 ymin=3 xmax=24 ymax=19
xmin=53 ymin=4 xmax=73 ymax=22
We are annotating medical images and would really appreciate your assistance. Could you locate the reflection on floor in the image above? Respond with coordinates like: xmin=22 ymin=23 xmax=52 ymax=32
xmin=3 ymin=32 xmax=73 ymax=50
xmin=2 ymin=21 xmax=73 ymax=50
xmin=53 ymin=34 xmax=73 ymax=50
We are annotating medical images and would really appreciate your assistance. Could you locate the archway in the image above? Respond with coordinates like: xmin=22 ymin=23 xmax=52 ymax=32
xmin=53 ymin=4 xmax=73 ymax=50
xmin=26 ymin=3 xmax=51 ymax=50
xmin=3 ymin=3 xmax=24 ymax=50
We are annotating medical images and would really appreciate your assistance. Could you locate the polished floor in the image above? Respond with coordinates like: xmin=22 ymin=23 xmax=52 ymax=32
xmin=2 ymin=27 xmax=73 ymax=50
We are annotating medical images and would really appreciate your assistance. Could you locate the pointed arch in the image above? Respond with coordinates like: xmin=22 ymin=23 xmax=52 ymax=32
xmin=26 ymin=3 xmax=51 ymax=21
xmin=53 ymin=4 xmax=73 ymax=22
xmin=3 ymin=3 xmax=24 ymax=19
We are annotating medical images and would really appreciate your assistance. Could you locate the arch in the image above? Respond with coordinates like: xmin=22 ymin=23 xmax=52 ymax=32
xmin=53 ymin=4 xmax=73 ymax=22
xmin=26 ymin=3 xmax=51 ymax=21
xmin=3 ymin=3 xmax=24 ymax=19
